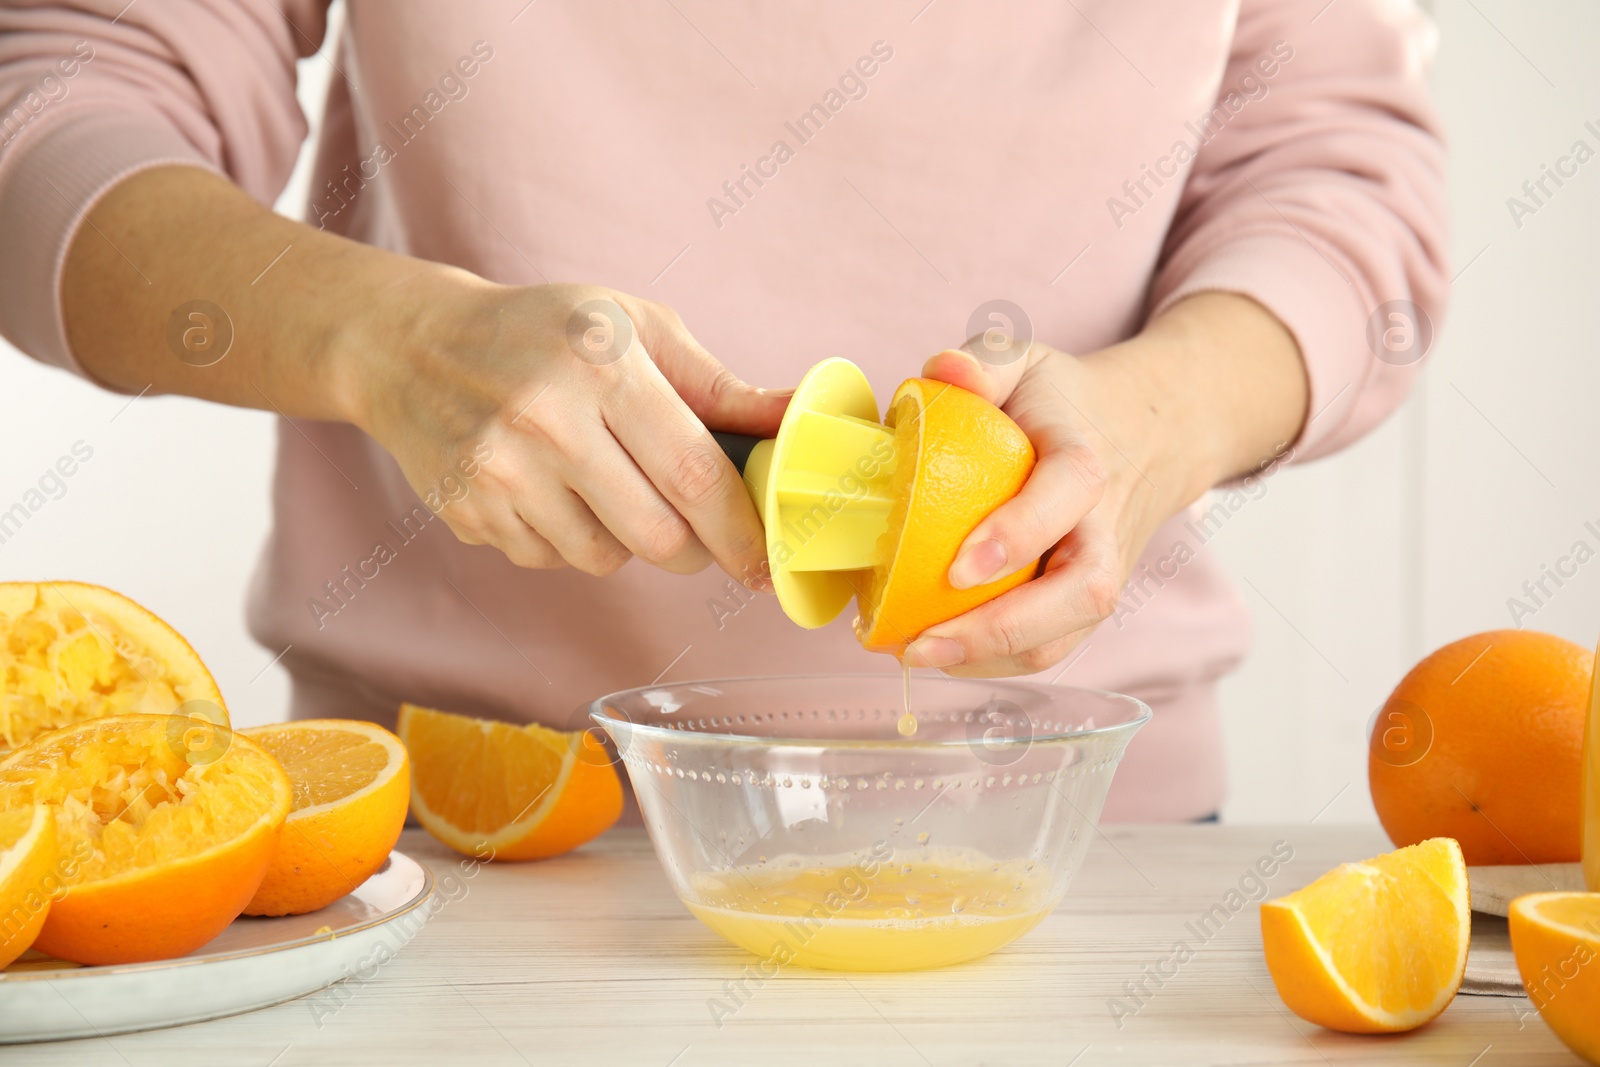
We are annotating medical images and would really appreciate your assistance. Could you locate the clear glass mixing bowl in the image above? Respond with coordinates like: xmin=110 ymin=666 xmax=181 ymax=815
xmin=589 ymin=674 xmax=1149 ymax=971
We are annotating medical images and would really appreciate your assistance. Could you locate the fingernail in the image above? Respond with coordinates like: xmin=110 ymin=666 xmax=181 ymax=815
xmin=949 ymin=539 xmax=1007 ymax=589
xmin=906 ymin=637 xmax=965 ymax=669
xmin=757 ymin=387 xmax=796 ymax=398
xmin=747 ymin=574 xmax=774 ymax=593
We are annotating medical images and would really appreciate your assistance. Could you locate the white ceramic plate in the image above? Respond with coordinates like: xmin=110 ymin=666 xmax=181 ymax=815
xmin=0 ymin=850 xmax=433 ymax=1043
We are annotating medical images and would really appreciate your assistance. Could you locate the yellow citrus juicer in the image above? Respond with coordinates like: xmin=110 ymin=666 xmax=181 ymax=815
xmin=712 ymin=357 xmax=896 ymax=629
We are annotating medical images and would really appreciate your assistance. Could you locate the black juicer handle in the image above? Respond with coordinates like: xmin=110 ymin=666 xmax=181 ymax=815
xmin=712 ymin=432 xmax=763 ymax=476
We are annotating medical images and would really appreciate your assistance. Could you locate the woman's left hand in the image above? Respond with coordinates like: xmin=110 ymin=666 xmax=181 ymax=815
xmin=903 ymin=292 xmax=1307 ymax=677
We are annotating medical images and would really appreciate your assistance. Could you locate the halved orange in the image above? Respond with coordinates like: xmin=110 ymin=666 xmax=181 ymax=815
xmin=0 ymin=581 xmax=226 ymax=751
xmin=0 ymin=804 xmax=56 ymax=968
xmin=1510 ymin=892 xmax=1600 ymax=1064
xmin=242 ymin=720 xmax=410 ymax=916
xmin=0 ymin=714 xmax=290 ymax=965
xmin=397 ymin=702 xmax=621 ymax=861
xmin=854 ymin=379 xmax=1037 ymax=653
xmin=1260 ymin=837 xmax=1469 ymax=1033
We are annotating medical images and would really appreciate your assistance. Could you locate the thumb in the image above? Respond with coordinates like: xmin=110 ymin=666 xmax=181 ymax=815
xmin=637 ymin=305 xmax=791 ymax=436
xmin=921 ymin=340 xmax=1033 ymax=407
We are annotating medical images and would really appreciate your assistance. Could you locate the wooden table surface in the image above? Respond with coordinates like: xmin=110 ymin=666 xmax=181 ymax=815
xmin=12 ymin=825 xmax=1583 ymax=1066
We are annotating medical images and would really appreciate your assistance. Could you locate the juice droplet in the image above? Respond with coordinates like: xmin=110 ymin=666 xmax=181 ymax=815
xmin=917 ymin=831 xmax=930 ymax=845
xmin=897 ymin=656 xmax=918 ymax=737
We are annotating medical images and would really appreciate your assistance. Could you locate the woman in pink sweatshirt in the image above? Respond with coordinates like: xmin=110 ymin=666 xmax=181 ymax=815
xmin=0 ymin=1 xmax=1447 ymax=821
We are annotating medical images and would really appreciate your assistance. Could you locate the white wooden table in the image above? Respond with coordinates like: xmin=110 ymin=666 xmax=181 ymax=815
xmin=11 ymin=825 xmax=1582 ymax=1066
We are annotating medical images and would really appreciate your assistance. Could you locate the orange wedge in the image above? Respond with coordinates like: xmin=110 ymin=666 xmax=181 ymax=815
xmin=854 ymin=379 xmax=1037 ymax=653
xmin=242 ymin=720 xmax=410 ymax=916
xmin=0 ymin=581 xmax=226 ymax=751
xmin=0 ymin=714 xmax=291 ymax=965
xmin=1510 ymin=892 xmax=1600 ymax=1064
xmin=0 ymin=804 xmax=57 ymax=968
xmin=1260 ymin=837 xmax=1469 ymax=1033
xmin=397 ymin=702 xmax=621 ymax=861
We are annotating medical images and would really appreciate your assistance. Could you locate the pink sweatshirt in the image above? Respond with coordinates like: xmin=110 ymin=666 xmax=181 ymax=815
xmin=0 ymin=1 xmax=1447 ymax=821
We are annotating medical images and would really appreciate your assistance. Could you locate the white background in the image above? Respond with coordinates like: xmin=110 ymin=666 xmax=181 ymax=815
xmin=1 ymin=1 xmax=1595 ymax=823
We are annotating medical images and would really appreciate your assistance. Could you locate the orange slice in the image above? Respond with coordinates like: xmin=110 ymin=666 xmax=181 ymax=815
xmin=397 ymin=702 xmax=621 ymax=861
xmin=1260 ymin=837 xmax=1469 ymax=1033
xmin=241 ymin=720 xmax=410 ymax=916
xmin=1510 ymin=892 xmax=1600 ymax=1064
xmin=0 ymin=581 xmax=226 ymax=751
xmin=854 ymin=379 xmax=1037 ymax=653
xmin=0 ymin=804 xmax=56 ymax=968
xmin=0 ymin=714 xmax=291 ymax=964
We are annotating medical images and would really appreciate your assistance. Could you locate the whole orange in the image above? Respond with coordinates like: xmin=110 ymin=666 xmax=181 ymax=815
xmin=1368 ymin=629 xmax=1591 ymax=865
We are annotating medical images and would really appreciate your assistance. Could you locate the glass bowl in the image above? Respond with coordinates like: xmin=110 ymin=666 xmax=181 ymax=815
xmin=589 ymin=674 xmax=1149 ymax=971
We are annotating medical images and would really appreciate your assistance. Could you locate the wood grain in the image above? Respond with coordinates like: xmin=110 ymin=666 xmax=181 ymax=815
xmin=6 ymin=825 xmax=1581 ymax=1066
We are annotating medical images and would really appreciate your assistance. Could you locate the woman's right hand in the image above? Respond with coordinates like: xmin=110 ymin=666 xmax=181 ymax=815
xmin=350 ymin=276 xmax=789 ymax=588
xmin=58 ymin=167 xmax=785 ymax=589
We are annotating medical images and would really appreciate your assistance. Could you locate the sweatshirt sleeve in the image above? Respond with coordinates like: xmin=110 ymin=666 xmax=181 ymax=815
xmin=1149 ymin=0 xmax=1449 ymax=462
xmin=0 ymin=0 xmax=332 ymax=377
